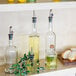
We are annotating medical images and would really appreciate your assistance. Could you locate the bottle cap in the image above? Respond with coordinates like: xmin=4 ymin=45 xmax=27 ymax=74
xmin=49 ymin=9 xmax=53 ymax=22
xmin=32 ymin=10 xmax=37 ymax=23
xmin=8 ymin=26 xmax=13 ymax=40
xmin=32 ymin=17 xmax=37 ymax=23
xmin=8 ymin=34 xmax=13 ymax=40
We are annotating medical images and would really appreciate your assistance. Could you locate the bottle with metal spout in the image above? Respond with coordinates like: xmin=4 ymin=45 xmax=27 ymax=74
xmin=5 ymin=26 xmax=18 ymax=73
xmin=45 ymin=10 xmax=57 ymax=70
xmin=29 ymin=10 xmax=39 ymax=63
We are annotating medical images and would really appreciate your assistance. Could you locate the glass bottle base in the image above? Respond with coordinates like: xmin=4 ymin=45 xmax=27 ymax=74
xmin=5 ymin=64 xmax=14 ymax=74
xmin=45 ymin=56 xmax=57 ymax=70
xmin=5 ymin=69 xmax=14 ymax=74
xmin=45 ymin=63 xmax=57 ymax=70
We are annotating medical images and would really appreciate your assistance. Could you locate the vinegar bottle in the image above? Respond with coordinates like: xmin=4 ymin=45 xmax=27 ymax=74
xmin=5 ymin=26 xmax=18 ymax=73
xmin=45 ymin=10 xmax=57 ymax=70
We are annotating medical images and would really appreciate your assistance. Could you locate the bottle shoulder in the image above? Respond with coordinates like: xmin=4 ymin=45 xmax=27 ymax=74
xmin=29 ymin=32 xmax=39 ymax=37
xmin=6 ymin=46 xmax=17 ymax=51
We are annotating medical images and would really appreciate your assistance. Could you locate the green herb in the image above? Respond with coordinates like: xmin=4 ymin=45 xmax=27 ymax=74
xmin=10 ymin=51 xmax=45 ymax=76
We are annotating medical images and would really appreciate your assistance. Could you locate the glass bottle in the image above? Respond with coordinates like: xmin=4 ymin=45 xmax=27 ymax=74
xmin=53 ymin=0 xmax=60 ymax=2
xmin=45 ymin=10 xmax=57 ymax=70
xmin=18 ymin=0 xmax=27 ymax=3
xmin=5 ymin=26 xmax=18 ymax=73
xmin=27 ymin=0 xmax=36 ymax=3
xmin=8 ymin=0 xmax=15 ymax=3
xmin=29 ymin=10 xmax=39 ymax=63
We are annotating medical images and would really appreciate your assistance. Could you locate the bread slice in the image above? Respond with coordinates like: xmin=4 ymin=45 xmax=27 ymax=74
xmin=68 ymin=49 xmax=76 ymax=62
xmin=61 ymin=50 xmax=71 ymax=59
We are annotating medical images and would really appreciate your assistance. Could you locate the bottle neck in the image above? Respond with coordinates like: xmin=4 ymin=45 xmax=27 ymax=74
xmin=32 ymin=22 xmax=37 ymax=33
xmin=8 ymin=34 xmax=13 ymax=47
xmin=49 ymin=21 xmax=53 ymax=32
xmin=9 ymin=39 xmax=13 ymax=47
xmin=32 ymin=16 xmax=37 ymax=34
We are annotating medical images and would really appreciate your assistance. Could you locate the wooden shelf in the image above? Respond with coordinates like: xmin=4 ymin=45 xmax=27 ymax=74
xmin=0 ymin=0 xmax=76 ymax=4
xmin=0 ymin=59 xmax=76 ymax=76
xmin=0 ymin=2 xmax=76 ymax=12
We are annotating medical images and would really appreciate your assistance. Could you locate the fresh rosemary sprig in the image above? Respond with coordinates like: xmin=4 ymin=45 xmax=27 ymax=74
xmin=10 ymin=51 xmax=45 ymax=76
